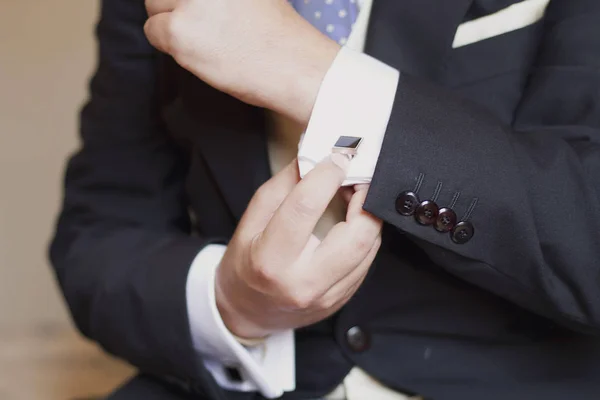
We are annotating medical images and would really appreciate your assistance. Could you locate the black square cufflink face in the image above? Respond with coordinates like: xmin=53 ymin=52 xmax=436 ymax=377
xmin=332 ymin=136 xmax=363 ymax=159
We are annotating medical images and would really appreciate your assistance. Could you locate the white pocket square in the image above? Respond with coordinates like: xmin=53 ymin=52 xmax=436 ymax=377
xmin=453 ymin=0 xmax=551 ymax=48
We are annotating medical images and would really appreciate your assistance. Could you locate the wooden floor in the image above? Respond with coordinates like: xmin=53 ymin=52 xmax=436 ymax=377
xmin=0 ymin=324 xmax=134 ymax=400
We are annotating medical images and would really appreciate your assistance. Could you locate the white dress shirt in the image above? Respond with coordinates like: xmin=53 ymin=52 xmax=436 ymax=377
xmin=185 ymin=0 xmax=400 ymax=398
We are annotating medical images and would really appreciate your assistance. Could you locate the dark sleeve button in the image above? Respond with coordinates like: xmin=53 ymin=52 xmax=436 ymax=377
xmin=434 ymin=207 xmax=457 ymax=232
xmin=395 ymin=191 xmax=420 ymax=216
xmin=415 ymin=200 xmax=439 ymax=225
xmin=346 ymin=326 xmax=371 ymax=352
xmin=451 ymin=221 xmax=474 ymax=244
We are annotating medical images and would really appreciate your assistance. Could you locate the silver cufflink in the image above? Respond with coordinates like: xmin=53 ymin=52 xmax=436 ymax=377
xmin=332 ymin=136 xmax=363 ymax=160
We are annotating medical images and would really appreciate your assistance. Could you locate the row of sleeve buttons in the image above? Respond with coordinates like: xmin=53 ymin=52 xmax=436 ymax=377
xmin=395 ymin=191 xmax=474 ymax=244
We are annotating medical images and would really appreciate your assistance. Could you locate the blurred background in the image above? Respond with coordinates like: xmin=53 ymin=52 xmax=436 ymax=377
xmin=0 ymin=1 xmax=134 ymax=398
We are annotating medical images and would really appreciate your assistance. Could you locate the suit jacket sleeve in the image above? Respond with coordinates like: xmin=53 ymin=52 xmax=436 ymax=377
xmin=364 ymin=0 xmax=600 ymax=334
xmin=49 ymin=0 xmax=223 ymax=393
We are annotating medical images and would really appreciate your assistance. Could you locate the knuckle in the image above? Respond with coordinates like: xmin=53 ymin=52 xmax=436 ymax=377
xmin=144 ymin=0 xmax=160 ymax=14
xmin=284 ymin=289 xmax=317 ymax=310
xmin=316 ymin=294 xmax=338 ymax=311
xmin=353 ymin=235 xmax=373 ymax=254
xmin=291 ymin=195 xmax=317 ymax=218
xmin=248 ymin=247 xmax=278 ymax=286
xmin=248 ymin=247 xmax=266 ymax=272
xmin=166 ymin=16 xmax=193 ymax=60
xmin=165 ymin=17 xmax=182 ymax=51
xmin=251 ymin=263 xmax=280 ymax=289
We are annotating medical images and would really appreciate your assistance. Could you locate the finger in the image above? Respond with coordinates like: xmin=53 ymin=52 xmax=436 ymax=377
xmin=329 ymin=186 xmax=382 ymax=252
xmin=309 ymin=218 xmax=381 ymax=290
xmin=318 ymin=234 xmax=381 ymax=305
xmin=144 ymin=12 xmax=173 ymax=54
xmin=293 ymin=235 xmax=380 ymax=325
xmin=339 ymin=187 xmax=353 ymax=204
xmin=145 ymin=0 xmax=177 ymax=17
xmin=346 ymin=184 xmax=376 ymax=222
xmin=308 ymin=188 xmax=382 ymax=278
xmin=354 ymin=183 xmax=370 ymax=193
xmin=278 ymin=240 xmax=377 ymax=329
xmin=240 ymin=160 xmax=300 ymax=235
xmin=260 ymin=154 xmax=350 ymax=263
xmin=295 ymin=276 xmax=363 ymax=326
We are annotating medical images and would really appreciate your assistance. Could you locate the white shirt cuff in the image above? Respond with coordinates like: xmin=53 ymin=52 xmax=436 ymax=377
xmin=186 ymin=244 xmax=295 ymax=398
xmin=297 ymin=46 xmax=400 ymax=186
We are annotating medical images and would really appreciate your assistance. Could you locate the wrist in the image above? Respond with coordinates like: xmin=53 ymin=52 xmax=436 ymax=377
xmin=215 ymin=266 xmax=273 ymax=340
xmin=267 ymin=34 xmax=340 ymax=125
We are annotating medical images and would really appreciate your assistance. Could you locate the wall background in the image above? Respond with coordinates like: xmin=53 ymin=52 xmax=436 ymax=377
xmin=0 ymin=0 xmax=95 ymax=328
xmin=0 ymin=1 xmax=133 ymax=398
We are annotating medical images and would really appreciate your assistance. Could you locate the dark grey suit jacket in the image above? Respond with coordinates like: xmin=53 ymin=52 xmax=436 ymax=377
xmin=50 ymin=0 xmax=600 ymax=399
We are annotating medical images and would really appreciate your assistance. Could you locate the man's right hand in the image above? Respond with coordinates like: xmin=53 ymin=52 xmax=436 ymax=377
xmin=215 ymin=155 xmax=383 ymax=340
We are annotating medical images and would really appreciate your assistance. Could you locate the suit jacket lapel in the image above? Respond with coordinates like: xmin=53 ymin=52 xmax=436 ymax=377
xmin=365 ymin=0 xmax=474 ymax=82
xmin=165 ymin=68 xmax=272 ymax=223
xmin=193 ymin=107 xmax=271 ymax=223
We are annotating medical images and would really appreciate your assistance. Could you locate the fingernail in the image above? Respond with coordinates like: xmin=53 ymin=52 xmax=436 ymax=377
xmin=330 ymin=153 xmax=351 ymax=172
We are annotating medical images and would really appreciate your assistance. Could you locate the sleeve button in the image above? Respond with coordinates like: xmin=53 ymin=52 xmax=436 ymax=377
xmin=415 ymin=200 xmax=439 ymax=225
xmin=434 ymin=207 xmax=457 ymax=233
xmin=451 ymin=221 xmax=474 ymax=244
xmin=395 ymin=191 xmax=420 ymax=216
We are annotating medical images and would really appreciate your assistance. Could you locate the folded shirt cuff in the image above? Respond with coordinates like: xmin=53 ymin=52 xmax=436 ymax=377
xmin=297 ymin=46 xmax=400 ymax=186
xmin=186 ymin=244 xmax=295 ymax=398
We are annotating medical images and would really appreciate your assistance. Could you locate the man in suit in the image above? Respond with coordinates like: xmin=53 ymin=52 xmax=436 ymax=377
xmin=50 ymin=0 xmax=600 ymax=399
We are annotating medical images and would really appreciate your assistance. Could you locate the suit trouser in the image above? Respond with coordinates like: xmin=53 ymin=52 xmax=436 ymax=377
xmin=106 ymin=371 xmax=424 ymax=400
xmin=106 ymin=375 xmax=310 ymax=400
xmin=324 ymin=367 xmax=421 ymax=400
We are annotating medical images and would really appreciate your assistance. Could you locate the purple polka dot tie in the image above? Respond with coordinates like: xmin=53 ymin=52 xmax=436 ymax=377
xmin=289 ymin=0 xmax=359 ymax=45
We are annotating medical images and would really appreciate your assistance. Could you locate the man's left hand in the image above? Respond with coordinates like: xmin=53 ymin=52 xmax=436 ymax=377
xmin=144 ymin=0 xmax=341 ymax=124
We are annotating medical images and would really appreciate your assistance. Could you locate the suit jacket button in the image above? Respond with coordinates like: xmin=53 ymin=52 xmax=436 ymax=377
xmin=395 ymin=191 xmax=420 ymax=216
xmin=346 ymin=326 xmax=370 ymax=352
xmin=451 ymin=221 xmax=474 ymax=244
xmin=435 ymin=207 xmax=457 ymax=232
xmin=415 ymin=200 xmax=439 ymax=225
